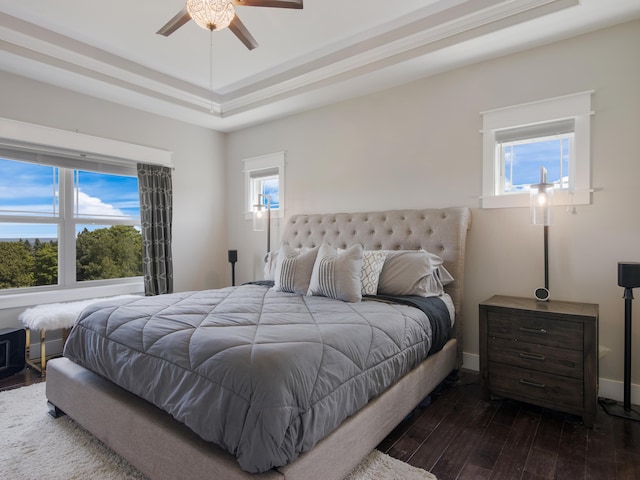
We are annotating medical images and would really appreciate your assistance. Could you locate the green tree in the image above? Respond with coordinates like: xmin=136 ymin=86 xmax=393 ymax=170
xmin=33 ymin=241 xmax=58 ymax=286
xmin=76 ymin=226 xmax=142 ymax=281
xmin=0 ymin=241 xmax=35 ymax=288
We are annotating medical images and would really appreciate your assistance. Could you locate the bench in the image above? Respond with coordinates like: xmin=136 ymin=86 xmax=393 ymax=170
xmin=19 ymin=295 xmax=140 ymax=375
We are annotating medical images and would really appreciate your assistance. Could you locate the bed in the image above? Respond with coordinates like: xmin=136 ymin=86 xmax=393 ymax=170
xmin=46 ymin=207 xmax=471 ymax=480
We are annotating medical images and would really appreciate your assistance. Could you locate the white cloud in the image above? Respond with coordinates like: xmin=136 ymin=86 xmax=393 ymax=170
xmin=77 ymin=191 xmax=126 ymax=217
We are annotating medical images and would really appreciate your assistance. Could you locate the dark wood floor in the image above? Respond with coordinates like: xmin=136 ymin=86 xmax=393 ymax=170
xmin=378 ymin=370 xmax=640 ymax=480
xmin=2 ymin=367 xmax=639 ymax=479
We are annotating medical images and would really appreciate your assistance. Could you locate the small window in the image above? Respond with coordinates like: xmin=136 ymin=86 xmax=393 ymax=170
xmin=481 ymin=91 xmax=593 ymax=209
xmin=497 ymin=119 xmax=573 ymax=195
xmin=244 ymin=152 xmax=285 ymax=219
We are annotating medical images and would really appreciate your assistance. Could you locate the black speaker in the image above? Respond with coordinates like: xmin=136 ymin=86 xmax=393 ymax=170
xmin=0 ymin=328 xmax=26 ymax=379
xmin=618 ymin=262 xmax=640 ymax=288
xmin=228 ymin=249 xmax=238 ymax=263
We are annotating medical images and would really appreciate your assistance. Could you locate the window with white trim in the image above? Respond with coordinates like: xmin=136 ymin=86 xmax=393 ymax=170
xmin=244 ymin=152 xmax=285 ymax=219
xmin=481 ymin=91 xmax=593 ymax=209
xmin=0 ymin=117 xmax=172 ymax=307
xmin=0 ymin=148 xmax=142 ymax=292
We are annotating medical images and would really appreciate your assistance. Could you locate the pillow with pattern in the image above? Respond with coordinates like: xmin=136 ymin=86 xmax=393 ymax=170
xmin=308 ymin=243 xmax=363 ymax=302
xmin=273 ymin=245 xmax=319 ymax=294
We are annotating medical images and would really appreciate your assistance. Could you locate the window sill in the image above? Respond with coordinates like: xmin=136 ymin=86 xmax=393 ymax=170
xmin=0 ymin=279 xmax=144 ymax=310
xmin=481 ymin=190 xmax=591 ymax=209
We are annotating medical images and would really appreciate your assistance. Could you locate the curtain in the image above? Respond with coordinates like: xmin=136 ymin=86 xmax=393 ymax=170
xmin=137 ymin=163 xmax=173 ymax=295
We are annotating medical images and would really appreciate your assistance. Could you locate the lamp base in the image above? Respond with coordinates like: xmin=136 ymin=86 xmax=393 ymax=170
xmin=534 ymin=287 xmax=550 ymax=301
xmin=599 ymin=398 xmax=640 ymax=422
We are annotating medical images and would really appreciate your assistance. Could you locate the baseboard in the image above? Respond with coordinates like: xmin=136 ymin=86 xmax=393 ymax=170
xmin=462 ymin=351 xmax=640 ymax=404
xmin=27 ymin=337 xmax=63 ymax=360
xmin=462 ymin=352 xmax=479 ymax=372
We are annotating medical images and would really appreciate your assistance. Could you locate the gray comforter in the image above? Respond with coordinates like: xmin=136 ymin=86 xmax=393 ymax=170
xmin=64 ymin=284 xmax=449 ymax=473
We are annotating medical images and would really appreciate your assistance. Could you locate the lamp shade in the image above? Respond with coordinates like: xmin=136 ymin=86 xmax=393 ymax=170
xmin=530 ymin=166 xmax=554 ymax=226
xmin=253 ymin=206 xmax=266 ymax=232
xmin=186 ymin=0 xmax=235 ymax=31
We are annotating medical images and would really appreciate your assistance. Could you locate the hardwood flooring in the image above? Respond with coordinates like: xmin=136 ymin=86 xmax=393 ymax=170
xmin=378 ymin=370 xmax=640 ymax=480
xmin=2 ymin=367 xmax=638 ymax=479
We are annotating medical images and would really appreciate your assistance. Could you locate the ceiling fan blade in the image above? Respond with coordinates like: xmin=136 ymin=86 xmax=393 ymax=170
xmin=156 ymin=8 xmax=192 ymax=36
xmin=231 ymin=0 xmax=303 ymax=9
xmin=229 ymin=15 xmax=258 ymax=50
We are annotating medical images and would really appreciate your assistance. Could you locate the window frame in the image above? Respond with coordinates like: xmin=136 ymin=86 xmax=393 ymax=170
xmin=0 ymin=117 xmax=172 ymax=308
xmin=481 ymin=91 xmax=593 ymax=209
xmin=243 ymin=152 xmax=285 ymax=220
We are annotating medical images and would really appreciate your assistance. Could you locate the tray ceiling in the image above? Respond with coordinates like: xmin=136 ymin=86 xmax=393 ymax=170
xmin=1 ymin=0 xmax=639 ymax=131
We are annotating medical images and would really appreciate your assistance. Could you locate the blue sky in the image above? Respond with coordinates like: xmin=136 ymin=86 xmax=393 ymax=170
xmin=0 ymin=158 xmax=140 ymax=239
xmin=504 ymin=137 xmax=569 ymax=191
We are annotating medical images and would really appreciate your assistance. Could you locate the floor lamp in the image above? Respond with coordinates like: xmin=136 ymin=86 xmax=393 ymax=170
xmin=601 ymin=262 xmax=640 ymax=421
xmin=531 ymin=166 xmax=553 ymax=302
xmin=253 ymin=193 xmax=271 ymax=256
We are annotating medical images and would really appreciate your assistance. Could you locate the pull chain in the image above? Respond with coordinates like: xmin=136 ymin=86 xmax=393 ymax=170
xmin=209 ymin=30 xmax=214 ymax=114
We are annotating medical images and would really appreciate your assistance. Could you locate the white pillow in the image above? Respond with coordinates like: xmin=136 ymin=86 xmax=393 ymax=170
xmin=377 ymin=249 xmax=452 ymax=297
xmin=273 ymin=245 xmax=319 ymax=294
xmin=308 ymin=243 xmax=363 ymax=303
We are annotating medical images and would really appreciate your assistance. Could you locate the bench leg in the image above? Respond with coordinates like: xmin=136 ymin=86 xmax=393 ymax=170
xmin=40 ymin=330 xmax=46 ymax=374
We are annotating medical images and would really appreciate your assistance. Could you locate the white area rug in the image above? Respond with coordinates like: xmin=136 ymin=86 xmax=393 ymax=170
xmin=0 ymin=383 xmax=436 ymax=480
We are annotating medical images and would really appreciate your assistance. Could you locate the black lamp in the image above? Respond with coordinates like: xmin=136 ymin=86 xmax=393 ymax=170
xmin=600 ymin=262 xmax=640 ymax=421
xmin=530 ymin=166 xmax=553 ymax=301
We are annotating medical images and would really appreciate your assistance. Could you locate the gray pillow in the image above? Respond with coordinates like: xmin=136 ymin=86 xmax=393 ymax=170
xmin=273 ymin=245 xmax=319 ymax=294
xmin=377 ymin=249 xmax=452 ymax=297
xmin=308 ymin=243 xmax=363 ymax=303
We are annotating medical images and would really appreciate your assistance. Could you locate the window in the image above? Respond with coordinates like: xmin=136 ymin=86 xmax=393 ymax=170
xmin=244 ymin=152 xmax=285 ymax=219
xmin=481 ymin=91 xmax=593 ymax=209
xmin=0 ymin=155 xmax=142 ymax=292
xmin=0 ymin=117 xmax=172 ymax=307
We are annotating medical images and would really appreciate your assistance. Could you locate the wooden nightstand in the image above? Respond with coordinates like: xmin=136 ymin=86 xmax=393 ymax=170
xmin=479 ymin=295 xmax=599 ymax=427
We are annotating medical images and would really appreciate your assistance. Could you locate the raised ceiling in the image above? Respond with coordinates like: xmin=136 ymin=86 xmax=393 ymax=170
xmin=1 ymin=0 xmax=639 ymax=132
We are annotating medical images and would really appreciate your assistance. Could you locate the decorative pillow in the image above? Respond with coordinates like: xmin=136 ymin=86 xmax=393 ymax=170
xmin=273 ymin=245 xmax=319 ymax=294
xmin=264 ymin=250 xmax=279 ymax=280
xmin=308 ymin=243 xmax=363 ymax=303
xmin=360 ymin=250 xmax=387 ymax=296
xmin=337 ymin=248 xmax=387 ymax=296
xmin=377 ymin=249 xmax=452 ymax=297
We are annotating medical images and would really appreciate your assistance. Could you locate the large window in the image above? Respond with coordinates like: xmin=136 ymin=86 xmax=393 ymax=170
xmin=481 ymin=91 xmax=593 ymax=209
xmin=0 ymin=156 xmax=142 ymax=292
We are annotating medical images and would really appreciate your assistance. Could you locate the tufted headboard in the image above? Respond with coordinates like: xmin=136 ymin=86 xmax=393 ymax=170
xmin=280 ymin=207 xmax=472 ymax=367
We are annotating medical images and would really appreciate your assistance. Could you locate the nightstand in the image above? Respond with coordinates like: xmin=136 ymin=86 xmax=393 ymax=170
xmin=479 ymin=295 xmax=599 ymax=427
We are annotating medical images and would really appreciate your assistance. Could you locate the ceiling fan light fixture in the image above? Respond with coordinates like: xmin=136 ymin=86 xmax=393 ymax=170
xmin=186 ymin=0 xmax=235 ymax=31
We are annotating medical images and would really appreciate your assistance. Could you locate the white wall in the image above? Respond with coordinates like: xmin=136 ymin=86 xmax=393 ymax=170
xmin=0 ymin=71 xmax=228 ymax=329
xmin=227 ymin=20 xmax=640 ymax=399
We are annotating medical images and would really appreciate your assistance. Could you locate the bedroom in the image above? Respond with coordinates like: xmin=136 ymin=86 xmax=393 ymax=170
xmin=0 ymin=0 xmax=639 ymax=478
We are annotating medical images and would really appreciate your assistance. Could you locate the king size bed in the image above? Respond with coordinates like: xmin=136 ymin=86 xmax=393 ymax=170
xmin=46 ymin=207 xmax=471 ymax=480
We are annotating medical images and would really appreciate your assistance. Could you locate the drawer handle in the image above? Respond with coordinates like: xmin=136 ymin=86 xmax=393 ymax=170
xmin=519 ymin=379 xmax=546 ymax=389
xmin=519 ymin=352 xmax=546 ymax=362
xmin=519 ymin=327 xmax=547 ymax=335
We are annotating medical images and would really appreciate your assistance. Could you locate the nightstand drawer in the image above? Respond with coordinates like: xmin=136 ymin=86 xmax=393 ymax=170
xmin=487 ymin=337 xmax=583 ymax=379
xmin=487 ymin=311 xmax=583 ymax=350
xmin=488 ymin=363 xmax=583 ymax=411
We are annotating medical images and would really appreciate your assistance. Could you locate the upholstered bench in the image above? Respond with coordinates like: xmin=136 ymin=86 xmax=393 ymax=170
xmin=19 ymin=295 xmax=140 ymax=375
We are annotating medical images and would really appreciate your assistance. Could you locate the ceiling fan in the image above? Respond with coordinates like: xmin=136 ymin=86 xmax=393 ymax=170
xmin=157 ymin=0 xmax=304 ymax=50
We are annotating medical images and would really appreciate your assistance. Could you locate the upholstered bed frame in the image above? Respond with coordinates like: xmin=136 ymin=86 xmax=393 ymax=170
xmin=46 ymin=207 xmax=471 ymax=480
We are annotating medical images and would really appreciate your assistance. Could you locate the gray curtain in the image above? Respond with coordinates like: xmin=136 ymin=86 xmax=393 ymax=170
xmin=137 ymin=163 xmax=173 ymax=295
